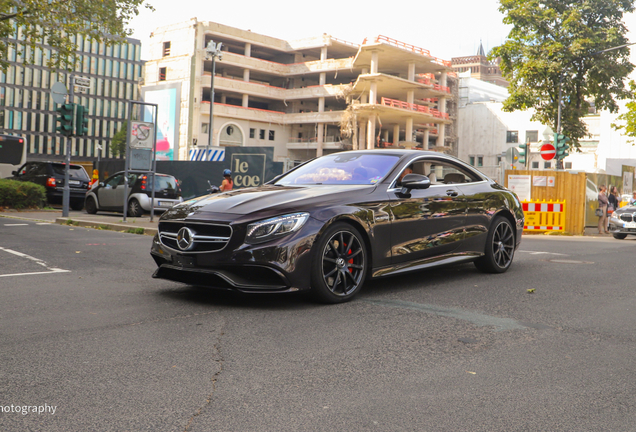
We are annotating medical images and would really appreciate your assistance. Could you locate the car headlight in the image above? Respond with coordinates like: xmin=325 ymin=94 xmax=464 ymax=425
xmin=246 ymin=213 xmax=309 ymax=244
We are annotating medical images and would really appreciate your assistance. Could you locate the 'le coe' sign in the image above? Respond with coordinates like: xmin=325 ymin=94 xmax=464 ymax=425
xmin=230 ymin=153 xmax=266 ymax=188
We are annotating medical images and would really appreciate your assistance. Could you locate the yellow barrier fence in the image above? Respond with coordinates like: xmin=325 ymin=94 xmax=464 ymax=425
xmin=522 ymin=200 xmax=566 ymax=232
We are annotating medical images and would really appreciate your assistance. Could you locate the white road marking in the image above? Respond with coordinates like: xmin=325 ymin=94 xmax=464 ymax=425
xmin=0 ymin=246 xmax=71 ymax=278
xmin=4 ymin=223 xmax=29 ymax=226
xmin=518 ymin=250 xmax=567 ymax=256
xmin=36 ymin=222 xmax=52 ymax=225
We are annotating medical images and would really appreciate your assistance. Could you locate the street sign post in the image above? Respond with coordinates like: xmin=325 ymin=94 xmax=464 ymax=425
xmin=73 ymin=76 xmax=91 ymax=94
xmin=129 ymin=121 xmax=155 ymax=149
xmin=540 ymin=143 xmax=556 ymax=161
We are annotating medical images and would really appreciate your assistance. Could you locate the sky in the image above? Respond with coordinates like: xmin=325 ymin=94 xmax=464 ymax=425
xmin=128 ymin=0 xmax=514 ymax=61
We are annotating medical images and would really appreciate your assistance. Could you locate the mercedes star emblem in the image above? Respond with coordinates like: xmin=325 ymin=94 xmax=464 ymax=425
xmin=177 ymin=227 xmax=195 ymax=251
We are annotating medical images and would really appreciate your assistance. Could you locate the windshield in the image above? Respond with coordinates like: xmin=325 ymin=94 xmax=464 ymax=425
xmin=276 ymin=153 xmax=400 ymax=185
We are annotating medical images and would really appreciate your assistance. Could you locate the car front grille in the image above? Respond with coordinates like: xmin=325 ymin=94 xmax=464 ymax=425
xmin=620 ymin=213 xmax=636 ymax=223
xmin=158 ymin=221 xmax=232 ymax=253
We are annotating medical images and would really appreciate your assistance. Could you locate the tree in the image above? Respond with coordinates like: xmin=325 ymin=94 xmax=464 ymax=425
xmin=491 ymin=0 xmax=634 ymax=151
xmin=110 ymin=123 xmax=127 ymax=158
xmin=0 ymin=0 xmax=153 ymax=72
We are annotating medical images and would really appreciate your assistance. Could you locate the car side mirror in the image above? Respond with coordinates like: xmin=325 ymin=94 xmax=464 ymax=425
xmin=401 ymin=174 xmax=431 ymax=192
xmin=11 ymin=170 xmax=17 ymax=176
xmin=99 ymin=182 xmax=104 ymax=187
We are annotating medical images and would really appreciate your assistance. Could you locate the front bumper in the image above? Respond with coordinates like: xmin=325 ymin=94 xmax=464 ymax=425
xmin=608 ymin=214 xmax=636 ymax=235
xmin=150 ymin=217 xmax=322 ymax=293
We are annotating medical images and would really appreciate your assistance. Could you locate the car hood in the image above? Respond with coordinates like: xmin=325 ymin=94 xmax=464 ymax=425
xmin=615 ymin=205 xmax=636 ymax=215
xmin=162 ymin=184 xmax=375 ymax=220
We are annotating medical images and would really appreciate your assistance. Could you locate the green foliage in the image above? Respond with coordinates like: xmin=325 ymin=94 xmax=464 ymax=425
xmin=0 ymin=0 xmax=154 ymax=72
xmin=612 ymin=80 xmax=636 ymax=142
xmin=0 ymin=179 xmax=46 ymax=208
xmin=125 ymin=227 xmax=145 ymax=235
xmin=492 ymin=0 xmax=635 ymax=151
xmin=110 ymin=123 xmax=127 ymax=158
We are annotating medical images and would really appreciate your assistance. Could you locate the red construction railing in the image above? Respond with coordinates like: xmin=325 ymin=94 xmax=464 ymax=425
xmin=372 ymin=35 xmax=431 ymax=57
xmin=330 ymin=36 xmax=360 ymax=48
xmin=380 ymin=97 xmax=449 ymax=120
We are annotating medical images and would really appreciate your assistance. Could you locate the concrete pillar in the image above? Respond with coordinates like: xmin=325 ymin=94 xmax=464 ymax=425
xmin=436 ymin=72 xmax=448 ymax=149
xmin=407 ymin=62 xmax=415 ymax=81
xmin=318 ymin=97 xmax=325 ymax=112
xmin=243 ymin=69 xmax=250 ymax=82
xmin=405 ymin=117 xmax=413 ymax=145
xmin=407 ymin=90 xmax=414 ymax=105
xmin=317 ymin=123 xmax=324 ymax=157
xmin=393 ymin=124 xmax=400 ymax=146
xmin=321 ymin=46 xmax=328 ymax=61
xmin=436 ymin=123 xmax=446 ymax=148
xmin=361 ymin=94 xmax=368 ymax=104
xmin=320 ymin=72 xmax=326 ymax=86
xmin=220 ymin=94 xmax=226 ymax=104
xmin=369 ymin=81 xmax=377 ymax=104
xmin=242 ymin=94 xmax=248 ymax=108
xmin=358 ymin=123 xmax=366 ymax=150
xmin=244 ymin=43 xmax=251 ymax=57
xmin=367 ymin=116 xmax=376 ymax=149
xmin=423 ymin=129 xmax=429 ymax=150
xmin=383 ymin=129 xmax=389 ymax=143
xmin=370 ymin=51 xmax=378 ymax=74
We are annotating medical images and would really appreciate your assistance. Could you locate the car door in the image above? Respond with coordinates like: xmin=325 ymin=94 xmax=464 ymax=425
xmin=389 ymin=158 xmax=467 ymax=265
xmin=97 ymin=174 xmax=123 ymax=208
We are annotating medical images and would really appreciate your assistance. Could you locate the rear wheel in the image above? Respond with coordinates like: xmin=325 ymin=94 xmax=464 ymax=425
xmin=128 ymin=198 xmax=143 ymax=217
xmin=474 ymin=216 xmax=515 ymax=273
xmin=613 ymin=233 xmax=628 ymax=240
xmin=85 ymin=196 xmax=97 ymax=214
xmin=310 ymin=223 xmax=367 ymax=304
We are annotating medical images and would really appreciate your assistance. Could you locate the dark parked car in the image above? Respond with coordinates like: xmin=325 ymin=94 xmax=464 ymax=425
xmin=9 ymin=161 xmax=90 ymax=210
xmin=85 ymin=171 xmax=183 ymax=217
xmin=608 ymin=203 xmax=636 ymax=239
xmin=151 ymin=150 xmax=524 ymax=303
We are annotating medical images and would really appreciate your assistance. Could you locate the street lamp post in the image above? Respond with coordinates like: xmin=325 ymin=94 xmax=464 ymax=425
xmin=205 ymin=41 xmax=223 ymax=148
xmin=556 ymin=42 xmax=636 ymax=168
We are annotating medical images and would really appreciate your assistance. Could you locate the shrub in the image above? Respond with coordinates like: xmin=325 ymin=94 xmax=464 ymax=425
xmin=0 ymin=179 xmax=46 ymax=209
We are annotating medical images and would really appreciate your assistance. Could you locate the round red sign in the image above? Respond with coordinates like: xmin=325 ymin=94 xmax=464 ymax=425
xmin=540 ymin=143 xmax=556 ymax=161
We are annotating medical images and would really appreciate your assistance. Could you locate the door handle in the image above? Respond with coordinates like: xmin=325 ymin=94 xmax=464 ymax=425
xmin=446 ymin=190 xmax=458 ymax=197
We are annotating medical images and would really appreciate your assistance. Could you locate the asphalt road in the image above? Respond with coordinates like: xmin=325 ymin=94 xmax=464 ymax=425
xmin=1 ymin=219 xmax=635 ymax=432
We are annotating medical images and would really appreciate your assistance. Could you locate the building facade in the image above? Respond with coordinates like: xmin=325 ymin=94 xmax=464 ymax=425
xmin=143 ymin=20 xmax=457 ymax=164
xmin=451 ymin=42 xmax=508 ymax=88
xmin=0 ymin=28 xmax=143 ymax=161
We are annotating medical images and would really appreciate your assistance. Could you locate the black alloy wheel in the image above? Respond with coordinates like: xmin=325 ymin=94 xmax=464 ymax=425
xmin=85 ymin=196 xmax=97 ymax=214
xmin=310 ymin=223 xmax=367 ymax=303
xmin=128 ymin=198 xmax=143 ymax=217
xmin=474 ymin=216 xmax=515 ymax=273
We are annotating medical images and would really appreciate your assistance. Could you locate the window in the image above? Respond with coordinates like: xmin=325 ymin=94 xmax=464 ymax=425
xmin=469 ymin=156 xmax=475 ymax=166
xmin=477 ymin=156 xmax=483 ymax=167
xmin=531 ymin=161 xmax=539 ymax=169
xmin=525 ymin=130 xmax=538 ymax=143
xmin=269 ymin=130 xmax=275 ymax=141
xmin=259 ymin=129 xmax=265 ymax=139
xmin=202 ymin=123 xmax=209 ymax=134
xmin=506 ymin=131 xmax=519 ymax=143
xmin=163 ymin=42 xmax=171 ymax=57
xmin=565 ymin=162 xmax=572 ymax=169
xmin=544 ymin=161 xmax=551 ymax=169
xmin=159 ymin=67 xmax=166 ymax=81
xmin=249 ymin=128 xmax=255 ymax=138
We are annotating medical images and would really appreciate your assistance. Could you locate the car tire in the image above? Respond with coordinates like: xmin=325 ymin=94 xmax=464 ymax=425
xmin=70 ymin=200 xmax=84 ymax=211
xmin=310 ymin=222 xmax=367 ymax=304
xmin=474 ymin=216 xmax=515 ymax=273
xmin=128 ymin=198 xmax=143 ymax=217
xmin=613 ymin=233 xmax=628 ymax=240
xmin=85 ymin=196 xmax=97 ymax=214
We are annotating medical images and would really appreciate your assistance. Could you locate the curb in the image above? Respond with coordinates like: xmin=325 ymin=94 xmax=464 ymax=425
xmin=54 ymin=218 xmax=157 ymax=236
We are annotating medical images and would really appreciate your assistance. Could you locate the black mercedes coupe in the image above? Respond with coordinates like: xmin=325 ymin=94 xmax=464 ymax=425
xmin=151 ymin=150 xmax=524 ymax=303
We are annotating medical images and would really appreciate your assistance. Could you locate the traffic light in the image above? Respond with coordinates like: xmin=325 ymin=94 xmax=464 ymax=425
xmin=75 ymin=104 xmax=88 ymax=136
xmin=518 ymin=143 xmax=529 ymax=166
xmin=554 ymin=133 xmax=570 ymax=160
xmin=55 ymin=103 xmax=75 ymax=137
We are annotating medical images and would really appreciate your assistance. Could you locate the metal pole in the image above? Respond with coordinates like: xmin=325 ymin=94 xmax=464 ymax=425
xmin=123 ymin=101 xmax=132 ymax=222
xmin=150 ymin=105 xmax=158 ymax=222
xmin=62 ymin=75 xmax=74 ymax=217
xmin=208 ymin=56 xmax=216 ymax=147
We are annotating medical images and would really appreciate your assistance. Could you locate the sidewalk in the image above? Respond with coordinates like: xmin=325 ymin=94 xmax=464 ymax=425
xmin=0 ymin=208 xmax=158 ymax=235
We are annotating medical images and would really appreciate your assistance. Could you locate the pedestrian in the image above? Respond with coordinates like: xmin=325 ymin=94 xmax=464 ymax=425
xmin=220 ymin=168 xmax=233 ymax=192
xmin=630 ymin=191 xmax=636 ymax=205
xmin=608 ymin=185 xmax=619 ymax=214
xmin=598 ymin=184 xmax=609 ymax=235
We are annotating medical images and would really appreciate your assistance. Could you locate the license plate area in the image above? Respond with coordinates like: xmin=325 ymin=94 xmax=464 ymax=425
xmin=158 ymin=201 xmax=173 ymax=207
xmin=68 ymin=180 xmax=81 ymax=185
xmin=174 ymin=255 xmax=195 ymax=268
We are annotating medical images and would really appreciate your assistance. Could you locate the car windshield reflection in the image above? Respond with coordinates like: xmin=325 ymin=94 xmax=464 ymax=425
xmin=276 ymin=153 xmax=400 ymax=185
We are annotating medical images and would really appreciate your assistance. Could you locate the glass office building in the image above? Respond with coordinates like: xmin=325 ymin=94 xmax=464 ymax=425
xmin=0 ymin=29 xmax=143 ymax=160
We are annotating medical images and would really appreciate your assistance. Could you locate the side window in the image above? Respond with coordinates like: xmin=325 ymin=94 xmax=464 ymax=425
xmin=105 ymin=174 xmax=122 ymax=188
